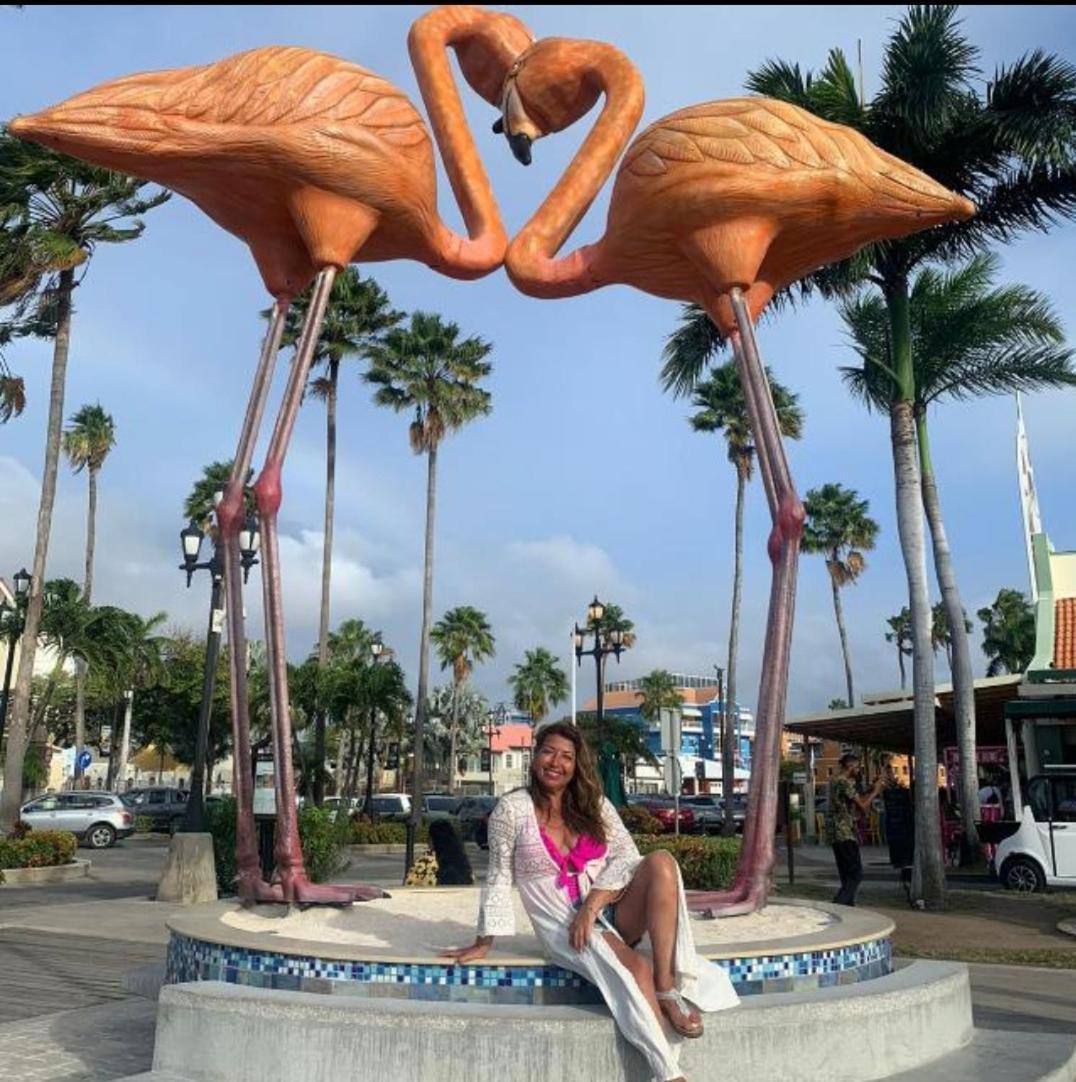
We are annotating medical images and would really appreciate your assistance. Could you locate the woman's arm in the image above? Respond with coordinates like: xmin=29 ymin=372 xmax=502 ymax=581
xmin=442 ymin=796 xmax=517 ymax=963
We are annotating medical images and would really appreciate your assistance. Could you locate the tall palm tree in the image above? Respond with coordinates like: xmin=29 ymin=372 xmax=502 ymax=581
xmin=431 ymin=606 xmax=495 ymax=794
xmin=634 ymin=669 xmax=682 ymax=725
xmin=802 ymin=483 xmax=879 ymax=708
xmin=0 ymin=134 xmax=168 ymax=830
xmin=62 ymin=402 xmax=116 ymax=784
xmin=687 ymin=362 xmax=803 ymax=830
xmin=270 ymin=271 xmax=403 ymax=803
xmin=509 ymin=648 xmax=569 ymax=723
xmin=743 ymin=6 xmax=1076 ymax=906
xmin=364 ymin=311 xmax=493 ymax=825
xmin=978 ymin=589 xmax=1036 ymax=677
xmin=110 ymin=610 xmax=167 ymax=791
xmin=885 ymin=608 xmax=913 ymax=690
xmin=840 ymin=253 xmax=1074 ymax=854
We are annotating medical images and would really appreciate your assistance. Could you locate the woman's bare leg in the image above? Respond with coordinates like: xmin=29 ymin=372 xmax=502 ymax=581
xmin=614 ymin=851 xmax=701 ymax=1031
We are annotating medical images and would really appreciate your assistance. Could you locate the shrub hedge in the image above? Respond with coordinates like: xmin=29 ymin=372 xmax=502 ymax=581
xmin=617 ymin=804 xmax=663 ymax=836
xmin=0 ymin=830 xmax=78 ymax=871
xmin=634 ymin=834 xmax=740 ymax=891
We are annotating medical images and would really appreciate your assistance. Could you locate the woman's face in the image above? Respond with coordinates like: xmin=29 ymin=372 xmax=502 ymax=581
xmin=534 ymin=734 xmax=577 ymax=795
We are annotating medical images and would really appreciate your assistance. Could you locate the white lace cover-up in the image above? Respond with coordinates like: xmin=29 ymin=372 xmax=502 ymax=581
xmin=477 ymin=789 xmax=738 ymax=1082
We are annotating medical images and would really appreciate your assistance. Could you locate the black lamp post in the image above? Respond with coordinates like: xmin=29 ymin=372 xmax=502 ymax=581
xmin=574 ymin=597 xmax=626 ymax=746
xmin=0 ymin=568 xmax=32 ymax=743
xmin=180 ymin=503 xmax=260 ymax=832
xmin=486 ymin=703 xmax=507 ymax=797
xmin=362 ymin=634 xmax=386 ymax=819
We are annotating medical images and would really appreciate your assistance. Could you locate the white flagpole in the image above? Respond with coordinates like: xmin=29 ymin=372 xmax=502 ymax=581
xmin=1016 ymin=393 xmax=1043 ymax=602
xmin=570 ymin=625 xmax=577 ymax=725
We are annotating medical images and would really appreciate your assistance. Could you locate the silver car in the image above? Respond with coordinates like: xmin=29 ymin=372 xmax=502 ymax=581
xmin=20 ymin=791 xmax=135 ymax=849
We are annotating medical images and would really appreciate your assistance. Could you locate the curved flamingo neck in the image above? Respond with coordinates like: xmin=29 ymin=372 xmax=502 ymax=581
xmin=506 ymin=43 xmax=644 ymax=298
xmin=408 ymin=6 xmax=511 ymax=279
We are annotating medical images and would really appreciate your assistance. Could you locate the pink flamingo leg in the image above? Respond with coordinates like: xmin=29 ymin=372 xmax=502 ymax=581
xmin=688 ymin=288 xmax=804 ymax=917
xmin=252 ymin=267 xmax=384 ymax=906
xmin=216 ymin=300 xmax=290 ymax=904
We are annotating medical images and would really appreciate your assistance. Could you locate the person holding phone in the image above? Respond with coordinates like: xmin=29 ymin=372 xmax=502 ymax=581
xmin=824 ymin=753 xmax=886 ymax=906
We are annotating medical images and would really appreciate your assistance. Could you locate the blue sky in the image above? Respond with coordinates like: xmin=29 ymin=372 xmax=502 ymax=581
xmin=2 ymin=5 xmax=1075 ymax=719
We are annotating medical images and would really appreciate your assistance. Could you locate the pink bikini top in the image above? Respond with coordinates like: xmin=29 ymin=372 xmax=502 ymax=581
xmin=539 ymin=826 xmax=607 ymax=904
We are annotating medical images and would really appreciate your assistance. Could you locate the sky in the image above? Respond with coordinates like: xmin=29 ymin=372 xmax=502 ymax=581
xmin=1 ymin=5 xmax=1075 ymax=722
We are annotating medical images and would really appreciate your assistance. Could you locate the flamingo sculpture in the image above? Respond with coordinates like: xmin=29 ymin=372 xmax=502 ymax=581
xmin=496 ymin=37 xmax=975 ymax=915
xmin=10 ymin=5 xmax=534 ymax=905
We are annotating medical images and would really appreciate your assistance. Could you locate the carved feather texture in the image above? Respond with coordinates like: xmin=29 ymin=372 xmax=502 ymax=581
xmin=49 ymin=47 xmax=428 ymax=150
xmin=622 ymin=97 xmax=959 ymax=211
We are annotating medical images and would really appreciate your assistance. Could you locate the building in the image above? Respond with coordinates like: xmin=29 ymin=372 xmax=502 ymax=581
xmin=583 ymin=674 xmax=755 ymax=795
xmin=457 ymin=722 xmax=534 ymax=796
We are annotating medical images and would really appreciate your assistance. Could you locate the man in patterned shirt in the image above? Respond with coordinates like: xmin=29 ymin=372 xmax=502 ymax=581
xmin=825 ymin=753 xmax=886 ymax=906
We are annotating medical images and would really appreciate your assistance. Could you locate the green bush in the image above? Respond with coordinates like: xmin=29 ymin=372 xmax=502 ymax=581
xmin=0 ymin=830 xmax=78 ymax=870
xmin=618 ymin=804 xmax=663 ymax=836
xmin=634 ymin=834 xmax=740 ymax=891
xmin=204 ymin=798 xmax=352 ymax=893
xmin=348 ymin=818 xmax=429 ymax=845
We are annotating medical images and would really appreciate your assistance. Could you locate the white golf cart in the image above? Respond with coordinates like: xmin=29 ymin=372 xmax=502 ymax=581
xmin=994 ymin=767 xmax=1076 ymax=892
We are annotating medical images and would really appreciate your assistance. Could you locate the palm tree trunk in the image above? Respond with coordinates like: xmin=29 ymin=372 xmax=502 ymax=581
xmin=116 ymin=691 xmax=134 ymax=793
xmin=313 ymin=358 xmax=339 ymax=806
xmin=888 ymin=280 xmax=944 ymax=908
xmin=917 ymin=412 xmax=980 ymax=858
xmin=897 ymin=647 xmax=906 ymax=690
xmin=722 ymin=464 xmax=746 ymax=836
xmin=448 ymin=678 xmax=461 ymax=795
xmin=73 ymin=464 xmax=98 ymax=788
xmin=411 ymin=444 xmax=438 ymax=829
xmin=1 ymin=269 xmax=74 ymax=830
xmin=829 ymin=556 xmax=855 ymax=707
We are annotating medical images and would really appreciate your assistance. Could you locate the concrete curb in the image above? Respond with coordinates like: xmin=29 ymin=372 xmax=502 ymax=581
xmin=1058 ymin=918 xmax=1076 ymax=940
xmin=0 ymin=859 xmax=90 ymax=886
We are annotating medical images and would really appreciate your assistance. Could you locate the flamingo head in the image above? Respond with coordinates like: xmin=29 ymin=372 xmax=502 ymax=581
xmin=495 ymin=37 xmax=635 ymax=166
xmin=450 ymin=10 xmax=534 ymax=108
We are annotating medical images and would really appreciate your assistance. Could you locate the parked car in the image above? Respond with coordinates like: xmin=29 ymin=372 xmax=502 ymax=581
xmin=121 ymin=787 xmax=190 ymax=833
xmin=368 ymin=793 xmax=412 ymax=822
xmin=632 ymin=797 xmax=696 ymax=835
xmin=681 ymin=795 xmax=724 ymax=833
xmin=457 ymin=795 xmax=498 ymax=846
xmin=20 ymin=791 xmax=134 ymax=849
xmin=995 ymin=771 xmax=1076 ymax=892
xmin=423 ymin=795 xmax=461 ymax=820
xmin=323 ymin=796 xmax=359 ymax=822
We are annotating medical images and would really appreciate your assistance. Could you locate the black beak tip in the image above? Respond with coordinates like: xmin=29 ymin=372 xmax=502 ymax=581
xmin=492 ymin=117 xmax=504 ymax=135
xmin=509 ymin=133 xmax=533 ymax=166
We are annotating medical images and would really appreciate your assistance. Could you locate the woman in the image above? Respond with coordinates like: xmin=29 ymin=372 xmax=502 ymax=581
xmin=443 ymin=722 xmax=737 ymax=1082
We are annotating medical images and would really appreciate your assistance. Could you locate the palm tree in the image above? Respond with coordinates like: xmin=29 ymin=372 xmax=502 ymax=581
xmin=184 ymin=460 xmax=254 ymax=533
xmin=743 ymin=6 xmax=1076 ymax=907
xmin=687 ymin=361 xmax=803 ymax=829
xmin=270 ymin=271 xmax=403 ymax=804
xmin=802 ymin=483 xmax=879 ymax=708
xmin=431 ymin=606 xmax=495 ymax=794
xmin=634 ymin=669 xmax=683 ymax=725
xmin=978 ymin=589 xmax=1036 ymax=676
xmin=110 ymin=610 xmax=167 ymax=790
xmin=0 ymin=134 xmax=168 ymax=830
xmin=840 ymin=253 xmax=1074 ymax=855
xmin=931 ymin=601 xmax=972 ymax=672
xmin=885 ymin=608 xmax=913 ymax=690
xmin=509 ymin=648 xmax=569 ymax=723
xmin=62 ymin=402 xmax=116 ymax=784
xmin=364 ymin=311 xmax=493 ymax=827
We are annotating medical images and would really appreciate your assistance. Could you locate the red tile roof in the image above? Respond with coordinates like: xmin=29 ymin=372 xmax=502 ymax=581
xmin=1055 ymin=597 xmax=1076 ymax=669
xmin=491 ymin=724 xmax=534 ymax=752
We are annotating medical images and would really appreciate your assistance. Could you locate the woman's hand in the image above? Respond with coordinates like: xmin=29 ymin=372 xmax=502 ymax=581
xmin=569 ymin=905 xmax=599 ymax=952
xmin=441 ymin=937 xmax=492 ymax=964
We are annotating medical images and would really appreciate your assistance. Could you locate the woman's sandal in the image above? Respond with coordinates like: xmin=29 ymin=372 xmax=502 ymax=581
xmin=655 ymin=989 xmax=704 ymax=1039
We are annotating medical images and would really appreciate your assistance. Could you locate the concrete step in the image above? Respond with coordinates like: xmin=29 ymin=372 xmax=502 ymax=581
xmin=889 ymin=1029 xmax=1076 ymax=1082
xmin=136 ymin=960 xmax=975 ymax=1082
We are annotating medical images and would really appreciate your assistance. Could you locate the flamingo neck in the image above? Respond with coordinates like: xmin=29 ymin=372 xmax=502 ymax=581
xmin=506 ymin=43 xmax=644 ymax=298
xmin=408 ymin=6 xmax=511 ymax=278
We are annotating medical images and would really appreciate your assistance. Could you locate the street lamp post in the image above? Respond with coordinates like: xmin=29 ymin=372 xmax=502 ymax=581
xmin=362 ymin=634 xmax=386 ymax=819
xmin=0 ymin=568 xmax=32 ymax=746
xmin=574 ymin=596 xmax=626 ymax=748
xmin=486 ymin=703 xmax=507 ymax=797
xmin=179 ymin=505 xmax=260 ymax=833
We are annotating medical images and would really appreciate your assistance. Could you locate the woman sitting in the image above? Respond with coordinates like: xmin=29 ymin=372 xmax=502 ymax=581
xmin=443 ymin=722 xmax=737 ymax=1082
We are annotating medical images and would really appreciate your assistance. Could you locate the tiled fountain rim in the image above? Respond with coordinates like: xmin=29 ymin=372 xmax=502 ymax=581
xmin=167 ymin=894 xmax=894 ymax=966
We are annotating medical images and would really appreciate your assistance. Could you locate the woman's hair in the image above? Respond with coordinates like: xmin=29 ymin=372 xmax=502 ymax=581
xmin=527 ymin=721 xmax=607 ymax=845
xmin=428 ymin=819 xmax=474 ymax=886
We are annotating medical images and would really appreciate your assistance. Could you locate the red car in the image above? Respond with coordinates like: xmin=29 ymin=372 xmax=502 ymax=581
xmin=635 ymin=798 xmax=696 ymax=834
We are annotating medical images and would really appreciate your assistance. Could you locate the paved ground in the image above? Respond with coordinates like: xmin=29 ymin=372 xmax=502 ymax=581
xmin=0 ymin=834 xmax=1073 ymax=1080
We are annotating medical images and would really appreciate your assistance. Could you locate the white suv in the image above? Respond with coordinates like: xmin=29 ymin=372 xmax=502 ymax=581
xmin=21 ymin=792 xmax=135 ymax=849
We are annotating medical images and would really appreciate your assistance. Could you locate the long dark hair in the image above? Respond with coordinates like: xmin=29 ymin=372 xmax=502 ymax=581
xmin=528 ymin=721 xmax=606 ymax=845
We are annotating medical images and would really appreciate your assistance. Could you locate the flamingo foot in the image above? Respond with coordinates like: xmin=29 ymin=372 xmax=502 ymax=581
xmin=687 ymin=882 xmax=770 ymax=919
xmin=236 ymin=872 xmax=285 ymax=905
xmin=277 ymin=871 xmax=388 ymax=907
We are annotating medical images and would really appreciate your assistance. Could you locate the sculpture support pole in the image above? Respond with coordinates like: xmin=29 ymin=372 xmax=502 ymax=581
xmin=218 ymin=302 xmax=289 ymax=902
xmin=688 ymin=289 xmax=803 ymax=915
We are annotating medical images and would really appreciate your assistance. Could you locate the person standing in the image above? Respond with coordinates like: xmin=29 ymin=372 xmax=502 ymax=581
xmin=825 ymin=753 xmax=886 ymax=906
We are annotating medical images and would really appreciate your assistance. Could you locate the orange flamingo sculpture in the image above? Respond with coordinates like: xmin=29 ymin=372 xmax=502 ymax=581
xmin=10 ymin=5 xmax=533 ymax=906
xmin=497 ymin=37 xmax=975 ymax=916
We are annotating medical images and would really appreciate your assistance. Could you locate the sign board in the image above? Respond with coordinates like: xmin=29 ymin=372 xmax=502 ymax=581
xmin=659 ymin=709 xmax=682 ymax=755
xmin=253 ymin=758 xmax=276 ymax=816
xmin=59 ymin=746 xmax=76 ymax=778
xmin=76 ymin=749 xmax=92 ymax=772
xmin=662 ymin=755 xmax=682 ymax=796
xmin=480 ymin=747 xmax=491 ymax=773
xmin=100 ymin=725 xmax=112 ymax=756
xmin=792 ymin=771 xmax=807 ymax=785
